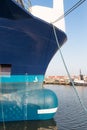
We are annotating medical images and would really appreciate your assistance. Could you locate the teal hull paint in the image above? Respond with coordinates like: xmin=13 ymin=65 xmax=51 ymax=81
xmin=0 ymin=89 xmax=58 ymax=121
xmin=0 ymin=75 xmax=44 ymax=82
xmin=0 ymin=75 xmax=44 ymax=93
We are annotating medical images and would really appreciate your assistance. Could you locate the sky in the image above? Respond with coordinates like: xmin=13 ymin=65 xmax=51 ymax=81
xmin=45 ymin=0 xmax=87 ymax=76
xmin=24 ymin=0 xmax=87 ymax=76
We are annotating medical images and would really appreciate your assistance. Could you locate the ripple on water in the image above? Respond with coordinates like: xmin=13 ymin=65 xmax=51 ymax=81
xmin=45 ymin=85 xmax=87 ymax=130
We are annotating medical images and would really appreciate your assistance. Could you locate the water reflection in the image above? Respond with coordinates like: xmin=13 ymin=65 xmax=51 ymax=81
xmin=48 ymin=85 xmax=87 ymax=130
xmin=0 ymin=119 xmax=58 ymax=130
xmin=1 ymin=85 xmax=87 ymax=130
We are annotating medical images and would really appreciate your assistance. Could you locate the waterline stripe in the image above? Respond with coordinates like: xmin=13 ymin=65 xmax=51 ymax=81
xmin=38 ymin=107 xmax=58 ymax=114
xmin=0 ymin=75 xmax=44 ymax=82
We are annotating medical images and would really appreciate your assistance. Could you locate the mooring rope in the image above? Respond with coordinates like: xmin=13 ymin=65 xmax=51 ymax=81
xmin=51 ymin=0 xmax=86 ymax=24
xmin=52 ymin=25 xmax=87 ymax=113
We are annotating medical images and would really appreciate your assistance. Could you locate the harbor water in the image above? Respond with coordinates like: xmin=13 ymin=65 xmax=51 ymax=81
xmin=0 ymin=85 xmax=87 ymax=130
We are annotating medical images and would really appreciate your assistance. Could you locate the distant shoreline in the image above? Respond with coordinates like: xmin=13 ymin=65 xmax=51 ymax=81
xmin=44 ymin=81 xmax=70 ymax=85
xmin=44 ymin=75 xmax=87 ymax=86
xmin=44 ymin=82 xmax=87 ymax=86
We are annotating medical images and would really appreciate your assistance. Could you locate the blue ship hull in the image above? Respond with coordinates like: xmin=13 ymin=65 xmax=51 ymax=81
xmin=0 ymin=0 xmax=67 ymax=121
